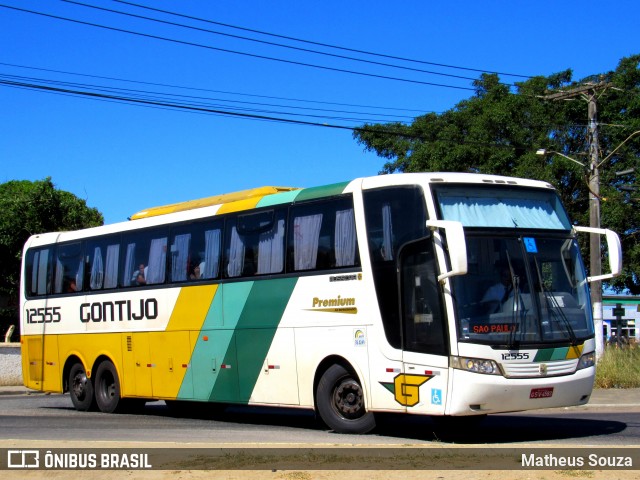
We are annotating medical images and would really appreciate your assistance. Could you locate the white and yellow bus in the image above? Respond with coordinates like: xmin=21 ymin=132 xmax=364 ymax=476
xmin=20 ymin=173 xmax=622 ymax=433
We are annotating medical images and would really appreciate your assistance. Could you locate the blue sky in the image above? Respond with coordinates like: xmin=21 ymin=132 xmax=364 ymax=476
xmin=1 ymin=0 xmax=638 ymax=225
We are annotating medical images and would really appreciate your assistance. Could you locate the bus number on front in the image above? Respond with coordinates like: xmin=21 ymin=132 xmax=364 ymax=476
xmin=501 ymin=352 xmax=530 ymax=360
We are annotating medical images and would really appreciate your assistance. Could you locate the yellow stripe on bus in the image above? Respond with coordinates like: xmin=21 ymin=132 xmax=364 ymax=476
xmin=149 ymin=284 xmax=218 ymax=398
xmin=130 ymin=186 xmax=298 ymax=219
xmin=166 ymin=284 xmax=218 ymax=331
xmin=216 ymin=197 xmax=264 ymax=214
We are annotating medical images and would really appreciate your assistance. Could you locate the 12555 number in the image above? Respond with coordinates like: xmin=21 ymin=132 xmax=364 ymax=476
xmin=25 ymin=307 xmax=61 ymax=324
xmin=501 ymin=352 xmax=530 ymax=360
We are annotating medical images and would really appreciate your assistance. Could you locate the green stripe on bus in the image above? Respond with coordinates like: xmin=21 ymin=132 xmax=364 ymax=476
xmin=533 ymin=349 xmax=553 ymax=362
xmin=207 ymin=277 xmax=298 ymax=403
xmin=293 ymin=181 xmax=350 ymax=202
xmin=534 ymin=347 xmax=570 ymax=362
xmin=550 ymin=347 xmax=570 ymax=361
xmin=232 ymin=277 xmax=298 ymax=401
xmin=256 ymin=189 xmax=301 ymax=207
xmin=178 ymin=282 xmax=252 ymax=401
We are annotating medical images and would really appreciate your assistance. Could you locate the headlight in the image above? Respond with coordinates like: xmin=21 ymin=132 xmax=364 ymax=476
xmin=576 ymin=351 xmax=595 ymax=370
xmin=451 ymin=356 xmax=502 ymax=375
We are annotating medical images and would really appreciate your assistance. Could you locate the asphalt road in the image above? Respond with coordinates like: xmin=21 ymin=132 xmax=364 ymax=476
xmin=1 ymin=392 xmax=639 ymax=446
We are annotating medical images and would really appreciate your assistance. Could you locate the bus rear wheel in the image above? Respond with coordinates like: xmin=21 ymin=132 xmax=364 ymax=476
xmin=94 ymin=361 xmax=123 ymax=413
xmin=69 ymin=363 xmax=95 ymax=411
xmin=316 ymin=364 xmax=376 ymax=434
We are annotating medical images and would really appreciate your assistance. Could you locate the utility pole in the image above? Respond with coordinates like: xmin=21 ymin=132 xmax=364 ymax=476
xmin=587 ymin=90 xmax=603 ymax=358
xmin=543 ymin=81 xmax=609 ymax=358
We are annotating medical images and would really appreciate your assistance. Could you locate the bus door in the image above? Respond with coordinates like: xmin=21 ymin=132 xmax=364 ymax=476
xmin=398 ymin=238 xmax=450 ymax=414
xmin=23 ymin=241 xmax=61 ymax=392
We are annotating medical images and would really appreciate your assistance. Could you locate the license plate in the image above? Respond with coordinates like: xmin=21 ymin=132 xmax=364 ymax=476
xmin=530 ymin=387 xmax=554 ymax=399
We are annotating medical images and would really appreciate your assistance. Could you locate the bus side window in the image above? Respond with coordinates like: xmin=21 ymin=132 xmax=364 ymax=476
xmin=288 ymin=196 xmax=359 ymax=273
xmin=121 ymin=229 xmax=168 ymax=287
xmin=25 ymin=248 xmax=54 ymax=296
xmin=200 ymin=227 xmax=221 ymax=279
xmin=169 ymin=219 xmax=222 ymax=282
xmin=224 ymin=210 xmax=285 ymax=278
xmin=53 ymin=242 xmax=84 ymax=294
xmin=86 ymin=239 xmax=120 ymax=290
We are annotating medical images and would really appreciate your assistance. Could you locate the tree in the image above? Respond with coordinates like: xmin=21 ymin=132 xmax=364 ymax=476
xmin=0 ymin=178 xmax=103 ymax=339
xmin=354 ymin=54 xmax=640 ymax=294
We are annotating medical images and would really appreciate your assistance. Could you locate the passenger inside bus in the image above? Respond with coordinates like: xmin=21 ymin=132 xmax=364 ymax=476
xmin=189 ymin=260 xmax=202 ymax=280
xmin=481 ymin=267 xmax=513 ymax=312
xmin=132 ymin=263 xmax=147 ymax=285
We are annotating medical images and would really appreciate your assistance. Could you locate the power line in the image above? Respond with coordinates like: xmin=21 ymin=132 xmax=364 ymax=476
xmin=0 ymin=71 xmax=417 ymax=124
xmin=0 ymin=4 xmax=477 ymax=91
xmin=114 ymin=0 xmax=533 ymax=80
xmin=0 ymin=76 xmax=408 ymax=125
xmin=0 ymin=77 xmax=401 ymax=130
xmin=0 ymin=77 xmax=522 ymax=150
xmin=0 ymin=62 xmax=435 ymax=116
xmin=2 ymin=64 xmax=619 ymax=132
xmin=64 ymin=0 xmax=495 ymax=85
xmin=2 ymin=66 xmax=614 ymax=132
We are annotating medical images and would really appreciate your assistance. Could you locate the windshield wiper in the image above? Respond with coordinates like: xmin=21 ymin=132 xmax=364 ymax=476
xmin=505 ymin=254 xmax=521 ymax=349
xmin=533 ymin=258 xmax=577 ymax=346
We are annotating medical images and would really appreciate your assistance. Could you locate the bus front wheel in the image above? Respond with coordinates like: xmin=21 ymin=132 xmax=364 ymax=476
xmin=94 ymin=361 xmax=123 ymax=413
xmin=316 ymin=364 xmax=376 ymax=434
xmin=69 ymin=363 xmax=95 ymax=411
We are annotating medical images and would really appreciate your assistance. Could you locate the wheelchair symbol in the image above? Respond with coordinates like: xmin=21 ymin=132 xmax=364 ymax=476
xmin=431 ymin=388 xmax=442 ymax=406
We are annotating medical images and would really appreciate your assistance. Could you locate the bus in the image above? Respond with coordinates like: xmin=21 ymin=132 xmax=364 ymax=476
xmin=20 ymin=173 xmax=622 ymax=434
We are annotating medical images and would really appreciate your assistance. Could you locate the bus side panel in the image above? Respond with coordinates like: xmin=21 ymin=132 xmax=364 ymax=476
xmin=366 ymin=343 xmax=410 ymax=413
xmin=121 ymin=333 xmax=152 ymax=398
xmin=280 ymin=274 xmax=372 ymax=409
xmin=148 ymin=331 xmax=193 ymax=399
xmin=118 ymin=284 xmax=216 ymax=399
xmin=186 ymin=329 xmax=239 ymax=402
xmin=233 ymin=278 xmax=298 ymax=404
xmin=182 ymin=278 xmax=299 ymax=405
xmin=239 ymin=327 xmax=299 ymax=405
xmin=58 ymin=332 xmax=123 ymax=377
xmin=294 ymin=326 xmax=371 ymax=409
xmin=43 ymin=335 xmax=61 ymax=393
xmin=22 ymin=336 xmax=43 ymax=390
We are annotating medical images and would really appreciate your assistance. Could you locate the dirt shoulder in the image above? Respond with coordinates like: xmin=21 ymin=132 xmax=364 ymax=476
xmin=1 ymin=440 xmax=637 ymax=480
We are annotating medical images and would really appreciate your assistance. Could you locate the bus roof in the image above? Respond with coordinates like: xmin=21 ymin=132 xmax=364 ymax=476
xmin=129 ymin=186 xmax=300 ymax=220
xmin=22 ymin=173 xmax=560 ymax=250
xmin=129 ymin=173 xmax=555 ymax=221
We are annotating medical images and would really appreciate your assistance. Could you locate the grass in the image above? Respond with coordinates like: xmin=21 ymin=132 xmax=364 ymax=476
xmin=594 ymin=344 xmax=640 ymax=388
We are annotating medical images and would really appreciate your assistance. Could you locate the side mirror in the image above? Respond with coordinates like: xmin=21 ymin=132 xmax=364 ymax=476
xmin=573 ymin=226 xmax=623 ymax=282
xmin=426 ymin=220 xmax=467 ymax=282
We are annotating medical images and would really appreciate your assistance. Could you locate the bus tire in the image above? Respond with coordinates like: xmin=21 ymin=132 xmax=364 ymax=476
xmin=316 ymin=364 xmax=376 ymax=434
xmin=69 ymin=363 xmax=95 ymax=411
xmin=94 ymin=361 xmax=123 ymax=413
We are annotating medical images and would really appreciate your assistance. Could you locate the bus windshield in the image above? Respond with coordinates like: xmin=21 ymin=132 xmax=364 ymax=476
xmin=432 ymin=184 xmax=591 ymax=346
xmin=450 ymin=235 xmax=593 ymax=346
xmin=436 ymin=186 xmax=572 ymax=230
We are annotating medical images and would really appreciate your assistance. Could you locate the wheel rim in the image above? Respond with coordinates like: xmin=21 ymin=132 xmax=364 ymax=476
xmin=332 ymin=377 xmax=365 ymax=420
xmin=72 ymin=371 xmax=88 ymax=400
xmin=99 ymin=370 xmax=116 ymax=400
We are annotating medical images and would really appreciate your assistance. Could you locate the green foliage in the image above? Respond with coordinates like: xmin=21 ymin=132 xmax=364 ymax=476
xmin=594 ymin=344 xmax=640 ymax=388
xmin=0 ymin=178 xmax=103 ymax=338
xmin=354 ymin=55 xmax=640 ymax=293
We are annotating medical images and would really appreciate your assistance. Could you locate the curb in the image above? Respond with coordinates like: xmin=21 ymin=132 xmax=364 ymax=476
xmin=0 ymin=387 xmax=44 ymax=396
